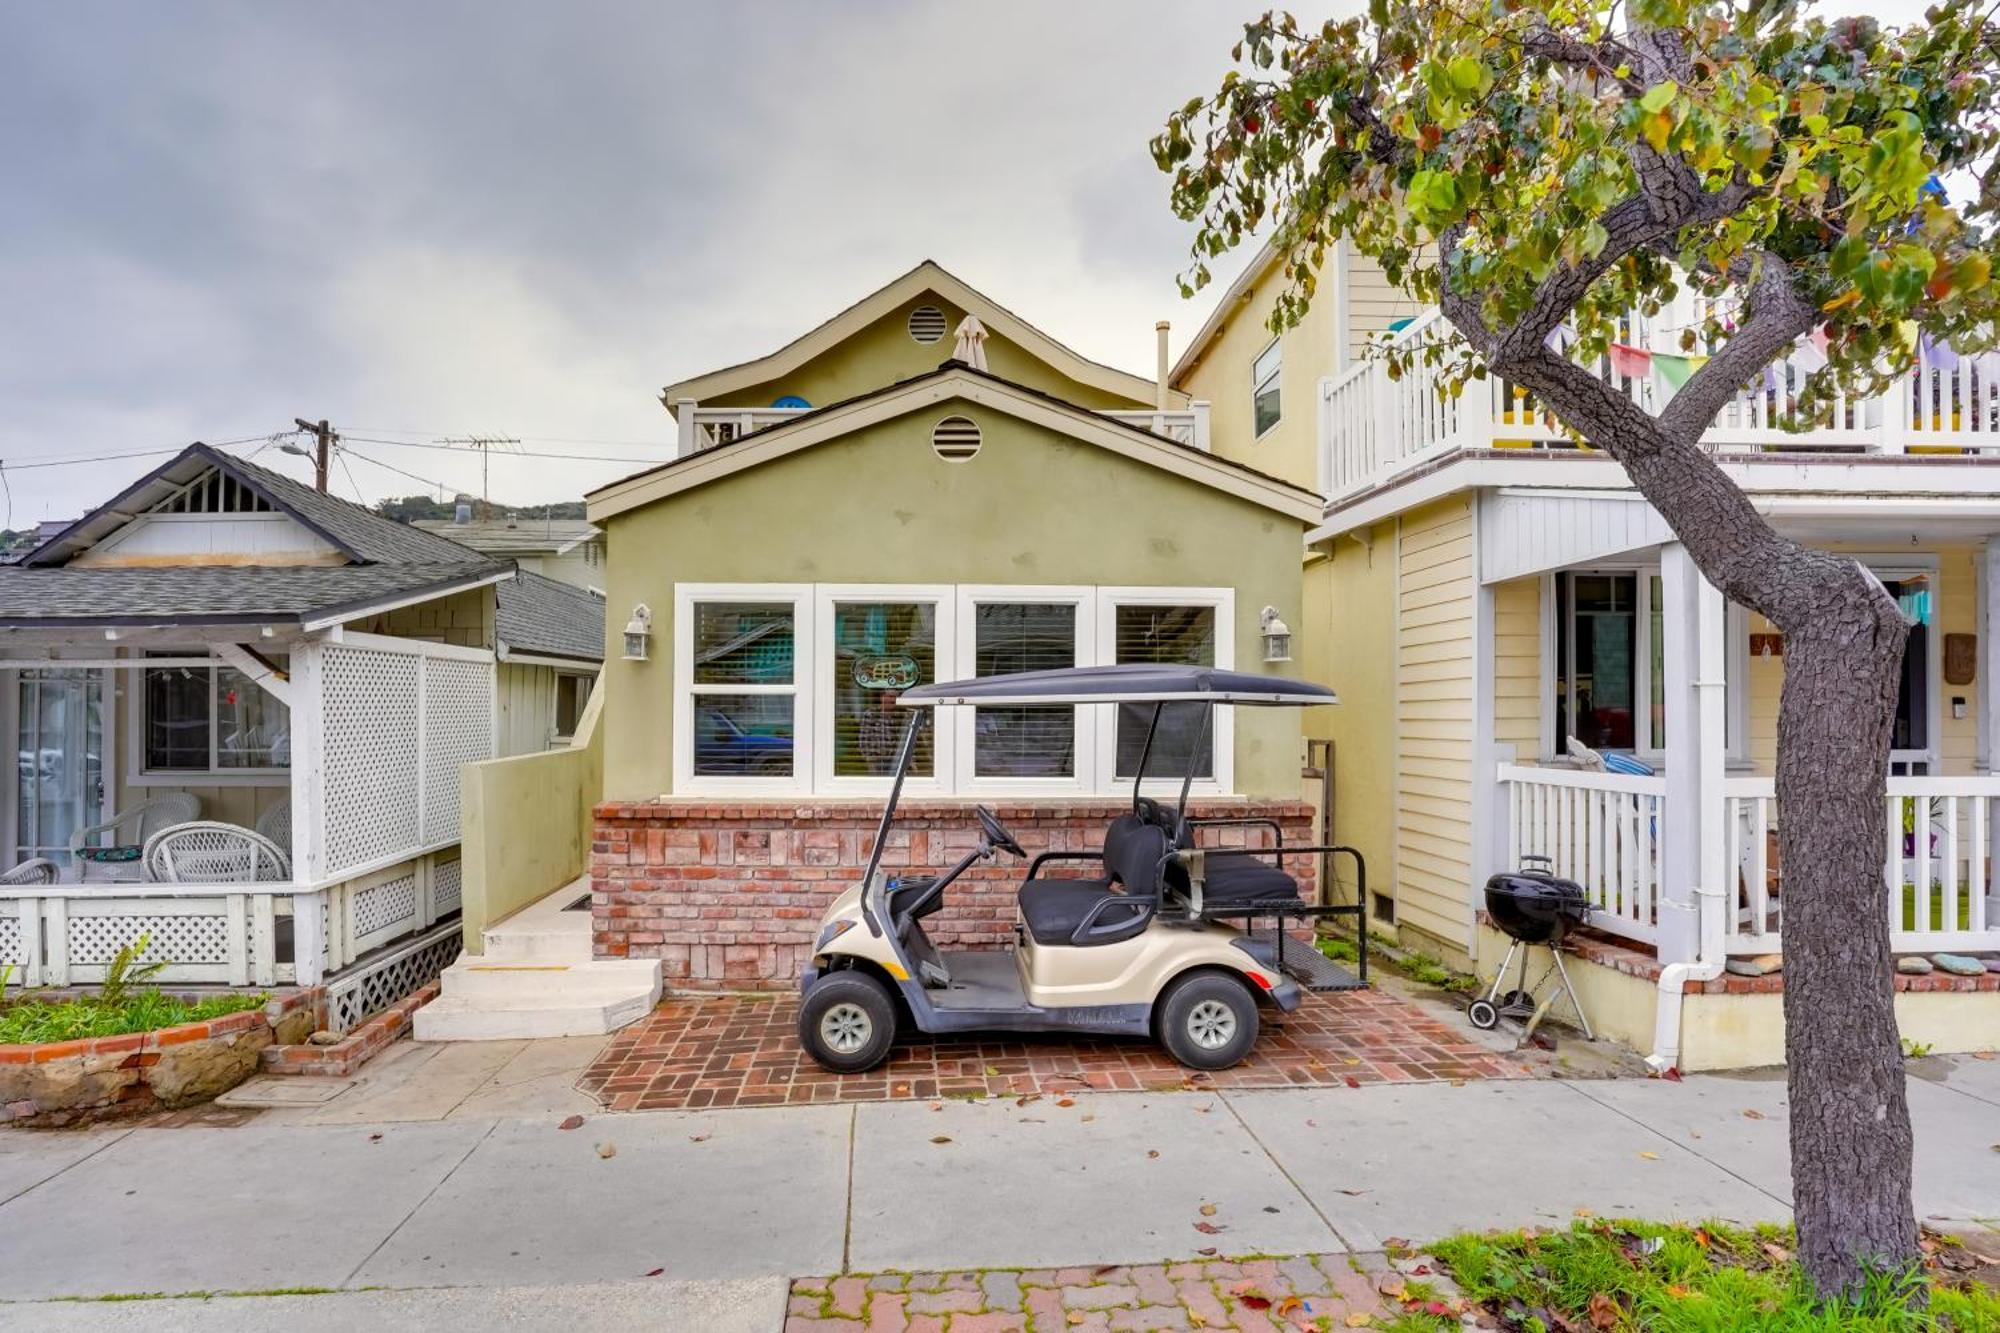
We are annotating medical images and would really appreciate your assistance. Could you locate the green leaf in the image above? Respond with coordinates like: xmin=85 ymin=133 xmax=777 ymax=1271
xmin=1447 ymin=56 xmax=1491 ymax=96
xmin=1640 ymin=81 xmax=1679 ymax=114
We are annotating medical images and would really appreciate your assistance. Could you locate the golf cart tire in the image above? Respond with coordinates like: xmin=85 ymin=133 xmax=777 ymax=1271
xmin=1156 ymin=971 xmax=1259 ymax=1071
xmin=800 ymin=970 xmax=898 ymax=1073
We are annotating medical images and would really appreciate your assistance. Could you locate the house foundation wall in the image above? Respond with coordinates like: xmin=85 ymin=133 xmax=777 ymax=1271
xmin=592 ymin=799 xmax=1317 ymax=988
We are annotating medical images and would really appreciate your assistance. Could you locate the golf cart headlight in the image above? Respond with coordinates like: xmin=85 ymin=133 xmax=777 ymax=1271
xmin=816 ymin=919 xmax=857 ymax=952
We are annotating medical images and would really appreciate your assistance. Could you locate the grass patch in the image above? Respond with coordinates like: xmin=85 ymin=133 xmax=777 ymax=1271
xmin=0 ymin=991 xmax=266 ymax=1046
xmin=1317 ymin=933 xmax=1359 ymax=964
xmin=1391 ymin=1220 xmax=1997 ymax=1331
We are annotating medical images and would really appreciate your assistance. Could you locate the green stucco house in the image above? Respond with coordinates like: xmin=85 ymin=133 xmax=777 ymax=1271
xmin=584 ymin=261 xmax=1324 ymax=986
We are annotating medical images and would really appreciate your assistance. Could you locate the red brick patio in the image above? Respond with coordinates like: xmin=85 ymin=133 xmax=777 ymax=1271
xmin=578 ymin=987 xmax=1523 ymax=1112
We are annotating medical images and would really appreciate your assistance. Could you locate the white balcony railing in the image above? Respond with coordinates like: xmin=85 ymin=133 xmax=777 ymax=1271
xmin=1322 ymin=305 xmax=2000 ymax=502
xmin=678 ymin=400 xmax=1211 ymax=457
xmin=1499 ymin=763 xmax=2000 ymax=958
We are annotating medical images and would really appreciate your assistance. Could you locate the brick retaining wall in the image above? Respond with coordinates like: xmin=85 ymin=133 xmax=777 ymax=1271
xmin=591 ymin=799 xmax=1317 ymax=988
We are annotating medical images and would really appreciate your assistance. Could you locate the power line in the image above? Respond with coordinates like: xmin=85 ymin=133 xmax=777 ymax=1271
xmin=345 ymin=426 xmax=670 ymax=449
xmin=0 ymin=434 xmax=279 ymax=472
xmin=341 ymin=434 xmax=666 ymax=465
xmin=338 ymin=446 xmax=456 ymax=496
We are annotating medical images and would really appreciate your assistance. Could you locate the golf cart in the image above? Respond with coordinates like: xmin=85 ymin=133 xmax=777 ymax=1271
xmin=797 ymin=664 xmax=1369 ymax=1072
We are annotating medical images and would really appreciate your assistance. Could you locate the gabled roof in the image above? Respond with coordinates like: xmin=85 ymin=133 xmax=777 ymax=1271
xmin=663 ymin=260 xmax=1175 ymax=411
xmin=1168 ymin=240 xmax=1281 ymax=387
xmin=496 ymin=570 xmax=606 ymax=664
xmin=412 ymin=517 xmax=601 ymax=556
xmin=0 ymin=443 xmax=513 ymax=630
xmin=590 ymin=362 xmax=1321 ymax=524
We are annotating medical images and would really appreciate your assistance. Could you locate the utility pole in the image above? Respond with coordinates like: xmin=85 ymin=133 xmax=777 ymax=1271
xmin=293 ymin=418 xmax=336 ymax=493
xmin=435 ymin=437 xmax=519 ymax=518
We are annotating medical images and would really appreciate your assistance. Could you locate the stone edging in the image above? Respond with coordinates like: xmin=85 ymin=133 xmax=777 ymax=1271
xmin=259 ymin=982 xmax=440 ymax=1079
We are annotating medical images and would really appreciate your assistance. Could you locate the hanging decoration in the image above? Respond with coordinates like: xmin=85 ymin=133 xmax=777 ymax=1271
xmin=1651 ymin=350 xmax=1709 ymax=389
xmin=1608 ymin=342 xmax=1652 ymax=379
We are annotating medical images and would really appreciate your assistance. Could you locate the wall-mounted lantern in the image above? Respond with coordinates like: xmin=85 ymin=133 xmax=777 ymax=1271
xmin=622 ymin=603 xmax=653 ymax=662
xmin=1260 ymin=606 xmax=1293 ymax=664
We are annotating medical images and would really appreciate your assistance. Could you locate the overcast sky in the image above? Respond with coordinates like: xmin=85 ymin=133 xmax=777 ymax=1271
xmin=0 ymin=1 xmax=1935 ymax=523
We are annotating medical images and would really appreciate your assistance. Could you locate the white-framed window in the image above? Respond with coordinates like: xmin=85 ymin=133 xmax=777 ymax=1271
xmin=1252 ymin=338 xmax=1282 ymax=438
xmin=672 ymin=583 xmax=1236 ymax=797
xmin=553 ymin=670 xmax=595 ymax=742
xmin=134 ymin=657 xmax=290 ymax=780
xmin=673 ymin=585 xmax=812 ymax=795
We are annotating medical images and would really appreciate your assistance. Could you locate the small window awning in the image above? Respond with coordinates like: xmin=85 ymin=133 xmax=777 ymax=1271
xmin=897 ymin=664 xmax=1337 ymax=708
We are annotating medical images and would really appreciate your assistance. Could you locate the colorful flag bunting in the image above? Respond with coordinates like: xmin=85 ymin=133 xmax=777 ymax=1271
xmin=1651 ymin=351 xmax=1709 ymax=389
xmin=1608 ymin=343 xmax=1652 ymax=379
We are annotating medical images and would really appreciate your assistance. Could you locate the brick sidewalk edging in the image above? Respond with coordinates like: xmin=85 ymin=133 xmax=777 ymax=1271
xmin=259 ymin=982 xmax=441 ymax=1079
xmin=787 ymin=1251 xmax=1477 ymax=1331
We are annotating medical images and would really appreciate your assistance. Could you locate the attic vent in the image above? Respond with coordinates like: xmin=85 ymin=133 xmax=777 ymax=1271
xmin=930 ymin=415 xmax=982 ymax=463
xmin=147 ymin=469 xmax=274 ymax=515
xmin=907 ymin=305 xmax=948 ymax=345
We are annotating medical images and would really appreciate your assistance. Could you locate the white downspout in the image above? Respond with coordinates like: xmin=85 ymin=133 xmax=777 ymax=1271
xmin=1647 ymin=566 xmax=1730 ymax=1074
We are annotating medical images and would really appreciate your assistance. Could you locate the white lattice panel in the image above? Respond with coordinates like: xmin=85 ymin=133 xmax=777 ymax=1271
xmin=351 ymin=871 xmax=419 ymax=951
xmin=67 ymin=910 xmax=227 ymax=966
xmin=0 ymin=909 xmax=21 ymax=966
xmin=320 ymin=645 xmax=422 ymax=875
xmin=431 ymin=857 xmax=463 ymax=916
xmin=422 ymin=657 xmax=494 ymax=846
xmin=325 ymin=922 xmax=461 ymax=1033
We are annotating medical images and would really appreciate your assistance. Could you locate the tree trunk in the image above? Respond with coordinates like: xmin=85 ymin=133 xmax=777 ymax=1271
xmin=1776 ymin=574 xmax=1919 ymax=1296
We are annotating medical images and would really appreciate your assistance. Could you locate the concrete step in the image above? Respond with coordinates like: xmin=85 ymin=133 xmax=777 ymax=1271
xmin=474 ymin=926 xmax=593 ymax=965
xmin=413 ymin=956 xmax=662 ymax=1042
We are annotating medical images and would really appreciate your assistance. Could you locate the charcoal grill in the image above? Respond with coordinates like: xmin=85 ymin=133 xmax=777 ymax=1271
xmin=1468 ymin=855 xmax=1594 ymax=1041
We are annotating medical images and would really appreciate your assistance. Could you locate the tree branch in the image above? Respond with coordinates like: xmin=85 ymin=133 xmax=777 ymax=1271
xmin=1654 ymin=254 xmax=1818 ymax=445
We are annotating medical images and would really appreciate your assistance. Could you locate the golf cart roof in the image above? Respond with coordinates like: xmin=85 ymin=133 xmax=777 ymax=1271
xmin=897 ymin=664 xmax=1337 ymax=707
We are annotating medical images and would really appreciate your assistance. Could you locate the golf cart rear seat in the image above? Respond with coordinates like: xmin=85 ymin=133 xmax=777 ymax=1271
xmin=1017 ymin=814 xmax=1168 ymax=947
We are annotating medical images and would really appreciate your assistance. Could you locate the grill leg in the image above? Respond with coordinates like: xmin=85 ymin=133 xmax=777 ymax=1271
xmin=1483 ymin=941 xmax=1520 ymax=1006
xmin=1550 ymin=947 xmax=1595 ymax=1041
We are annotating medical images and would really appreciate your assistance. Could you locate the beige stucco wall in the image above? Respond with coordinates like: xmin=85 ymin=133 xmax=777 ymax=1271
xmin=1300 ymin=530 xmax=1397 ymax=920
xmin=460 ymin=694 xmax=604 ymax=952
xmin=598 ymin=402 xmax=1308 ymax=801
xmin=705 ymin=294 xmax=1149 ymax=415
xmin=1395 ymin=497 xmax=1478 ymax=961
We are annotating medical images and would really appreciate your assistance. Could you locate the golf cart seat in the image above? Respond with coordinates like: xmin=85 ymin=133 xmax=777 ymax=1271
xmin=1018 ymin=814 xmax=1169 ymax=947
xmin=1198 ymin=854 xmax=1304 ymax=908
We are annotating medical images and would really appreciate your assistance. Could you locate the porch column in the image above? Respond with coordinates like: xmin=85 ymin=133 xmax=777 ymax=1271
xmin=1983 ymin=538 xmax=2000 ymax=774
xmin=1659 ymin=543 xmax=1727 ymax=965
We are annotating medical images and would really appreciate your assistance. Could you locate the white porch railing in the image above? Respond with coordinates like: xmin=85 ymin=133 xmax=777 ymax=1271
xmin=678 ymin=401 xmax=1212 ymax=456
xmin=1500 ymin=763 xmax=1664 ymax=945
xmin=0 ymin=883 xmax=300 ymax=988
xmin=1322 ymin=303 xmax=2000 ymax=501
xmin=1500 ymin=764 xmax=2000 ymax=957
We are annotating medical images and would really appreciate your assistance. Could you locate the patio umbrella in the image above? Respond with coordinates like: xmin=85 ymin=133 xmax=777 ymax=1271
xmin=952 ymin=316 xmax=989 ymax=371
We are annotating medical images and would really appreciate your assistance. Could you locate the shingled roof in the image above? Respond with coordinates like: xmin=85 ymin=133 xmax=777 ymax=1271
xmin=496 ymin=570 xmax=605 ymax=663
xmin=0 ymin=443 xmax=514 ymax=629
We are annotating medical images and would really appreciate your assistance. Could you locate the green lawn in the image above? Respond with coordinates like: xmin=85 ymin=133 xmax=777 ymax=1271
xmin=1382 ymin=1221 xmax=1997 ymax=1332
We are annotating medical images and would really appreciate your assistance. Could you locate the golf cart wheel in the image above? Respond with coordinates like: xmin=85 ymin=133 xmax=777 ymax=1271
xmin=1157 ymin=972 xmax=1259 ymax=1071
xmin=799 ymin=971 xmax=898 ymax=1073
xmin=1466 ymin=998 xmax=1500 ymax=1030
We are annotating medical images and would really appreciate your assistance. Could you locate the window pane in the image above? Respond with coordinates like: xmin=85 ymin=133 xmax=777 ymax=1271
xmin=556 ymin=673 xmax=592 ymax=737
xmin=1253 ymin=342 xmax=1281 ymax=435
xmin=217 ymin=668 xmax=290 ymax=769
xmin=144 ymin=667 xmax=211 ymax=771
xmin=1253 ymin=340 xmax=1282 ymax=385
xmin=1562 ymin=574 xmax=1636 ymax=750
xmin=830 ymin=602 xmax=934 ymax=778
xmin=692 ymin=696 xmax=794 ymax=776
xmin=1648 ymin=574 xmax=1664 ymax=751
xmin=692 ymin=603 xmax=794 ymax=685
xmin=1254 ymin=381 xmax=1281 ymax=436
xmin=974 ymin=603 xmax=1076 ymax=778
xmin=1114 ymin=605 xmax=1216 ymax=779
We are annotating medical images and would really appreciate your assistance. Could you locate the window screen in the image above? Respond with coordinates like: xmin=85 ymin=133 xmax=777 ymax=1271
xmin=972 ymin=603 xmax=1076 ymax=778
xmin=1114 ymin=604 xmax=1216 ymax=779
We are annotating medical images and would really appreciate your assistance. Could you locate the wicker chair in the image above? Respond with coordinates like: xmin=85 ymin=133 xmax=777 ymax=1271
xmin=70 ymin=794 xmax=202 ymax=882
xmin=254 ymin=799 xmax=291 ymax=855
xmin=142 ymin=821 xmax=291 ymax=884
xmin=0 ymin=858 xmax=59 ymax=886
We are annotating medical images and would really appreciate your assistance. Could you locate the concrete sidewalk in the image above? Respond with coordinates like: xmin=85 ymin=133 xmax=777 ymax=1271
xmin=0 ymin=1056 xmax=1993 ymax=1319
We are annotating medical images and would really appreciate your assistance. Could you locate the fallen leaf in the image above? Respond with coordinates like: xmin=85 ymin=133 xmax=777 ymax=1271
xmin=928 ymin=1102 xmax=943 ymax=1111
xmin=893 ymin=1084 xmax=909 ymax=1095
xmin=1574 ymin=1209 xmax=1594 ymax=1219
xmin=1345 ymin=1314 xmax=1374 ymax=1328
xmin=1200 ymin=1203 xmax=1218 ymax=1217
xmin=1973 ymin=1051 xmax=1994 ymax=1061
xmin=1081 ymin=1114 xmax=1096 ymax=1123
xmin=1742 ymin=1108 xmax=1765 ymax=1120
xmin=1056 ymin=1097 xmax=1076 ymax=1108
xmin=1094 ymin=1264 xmax=1120 ymax=1276
xmin=1343 ymin=1076 xmax=1362 ymax=1089
xmin=1305 ymin=1118 xmax=1318 ymax=1128
xmin=1016 ymin=1093 xmax=1041 ymax=1107
xmin=1666 ymin=1283 xmax=1692 ymax=1298
xmin=688 ymin=1133 xmax=711 ymax=1143
xmin=558 ymin=1115 xmax=584 ymax=1131
xmin=1194 ymin=1103 xmax=1213 ymax=1113
xmin=1410 ymin=1263 xmax=1430 ymax=1275
xmin=367 ymin=1132 xmax=382 ymax=1142
xmin=1262 ymin=1206 xmax=1279 ymax=1214
xmin=1189 ymin=1310 xmax=1209 ymax=1329
xmin=1274 ymin=1295 xmax=1304 ymax=1317
xmin=1197 ymin=1246 xmax=1218 ymax=1256
xmin=1375 ymin=1274 xmax=1406 ymax=1299
xmin=1337 ymin=1188 xmax=1369 ymax=1196
xmin=930 ymin=1135 xmax=953 ymax=1145
xmin=644 ymin=1267 xmax=664 ymax=1277
xmin=1638 ymin=1151 xmax=1660 ymax=1161
xmin=1587 ymin=1291 xmax=1619 ymax=1330
xmin=1693 ymin=1228 xmax=1713 ymax=1248
xmin=1067 ymin=1314 xmax=1085 ymax=1327
xmin=1239 ymin=1294 xmax=1272 ymax=1311
xmin=1147 ymin=1149 xmax=1161 ymax=1159
xmin=595 ymin=1142 xmax=617 ymax=1159
xmin=985 ymin=1065 xmax=1001 ymax=1076
xmin=1194 ymin=1221 xmax=1225 ymax=1235
xmin=1382 ymin=1237 xmax=1410 ymax=1251
xmin=1761 ymin=1241 xmax=1792 ymax=1265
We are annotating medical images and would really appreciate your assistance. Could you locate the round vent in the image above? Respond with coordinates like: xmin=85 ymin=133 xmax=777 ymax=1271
xmin=930 ymin=415 xmax=982 ymax=462
xmin=907 ymin=304 xmax=948 ymax=345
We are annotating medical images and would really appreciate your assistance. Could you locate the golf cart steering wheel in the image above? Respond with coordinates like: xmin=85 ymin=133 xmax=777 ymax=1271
xmin=975 ymin=805 xmax=1026 ymax=858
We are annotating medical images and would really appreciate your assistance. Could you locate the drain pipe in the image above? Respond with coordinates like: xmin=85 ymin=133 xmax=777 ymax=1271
xmin=1646 ymin=555 xmax=1731 ymax=1076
